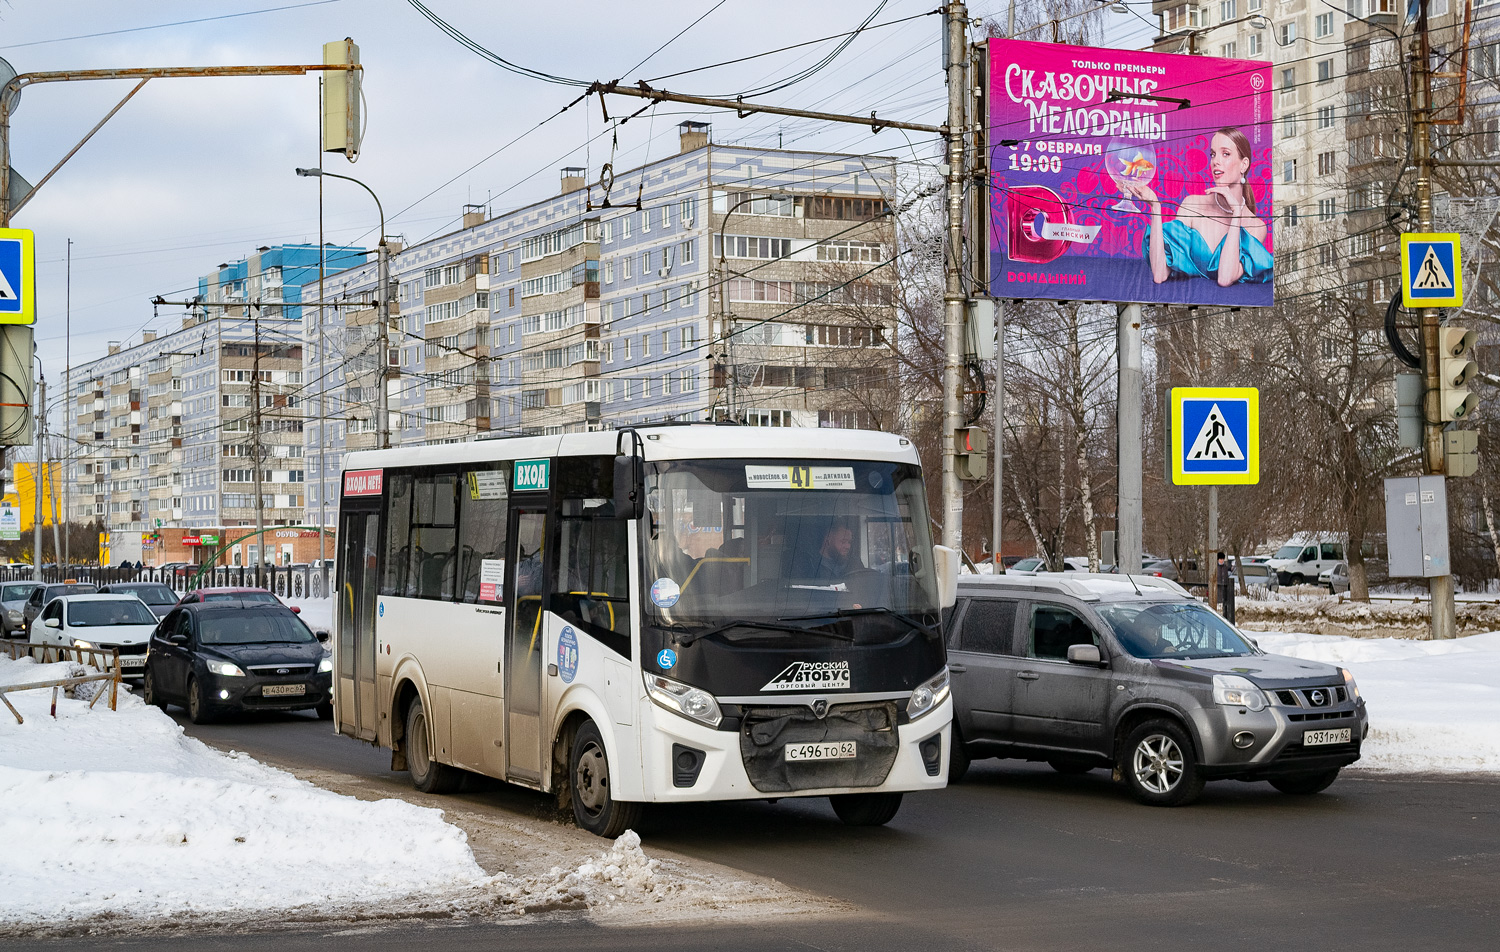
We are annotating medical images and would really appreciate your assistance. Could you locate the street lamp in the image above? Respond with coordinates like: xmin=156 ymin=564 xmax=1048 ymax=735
xmin=1168 ymin=14 xmax=1276 ymax=55
xmin=715 ymin=193 xmax=790 ymax=420
xmin=295 ymin=167 xmax=392 ymax=450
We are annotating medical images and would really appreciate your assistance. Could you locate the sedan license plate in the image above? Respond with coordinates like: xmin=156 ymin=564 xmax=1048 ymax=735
xmin=117 ymin=657 xmax=145 ymax=668
xmin=262 ymin=684 xmax=306 ymax=697
xmin=784 ymin=741 xmax=856 ymax=762
xmin=1303 ymin=728 xmax=1352 ymax=747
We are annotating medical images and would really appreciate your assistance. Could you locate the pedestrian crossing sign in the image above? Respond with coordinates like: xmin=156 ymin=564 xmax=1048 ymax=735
xmin=1171 ymin=387 xmax=1259 ymax=486
xmin=0 ymin=228 xmax=37 ymax=325
xmin=1401 ymin=233 xmax=1462 ymax=308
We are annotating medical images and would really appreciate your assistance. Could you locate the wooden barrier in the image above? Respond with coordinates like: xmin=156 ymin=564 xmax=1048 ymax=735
xmin=0 ymin=642 xmax=122 ymax=723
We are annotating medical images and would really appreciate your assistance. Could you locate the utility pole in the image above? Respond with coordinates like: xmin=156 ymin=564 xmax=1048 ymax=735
xmin=32 ymin=376 xmax=43 ymax=581
xmin=1117 ymin=304 xmax=1143 ymax=575
xmin=984 ymin=11 xmax=1007 ymax=573
xmin=251 ymin=307 xmax=265 ymax=588
xmin=377 ymin=236 xmax=391 ymax=450
xmin=939 ymin=1 xmax=970 ymax=551
xmin=1412 ymin=0 xmax=1457 ymax=639
xmin=63 ymin=238 xmax=70 ymax=569
xmin=316 ymin=81 xmax=328 ymax=595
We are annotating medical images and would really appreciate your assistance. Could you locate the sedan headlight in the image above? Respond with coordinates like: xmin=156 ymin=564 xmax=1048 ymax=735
xmin=643 ymin=671 xmax=721 ymax=727
xmin=7 ymin=609 xmax=21 ymax=623
xmin=907 ymin=666 xmax=951 ymax=721
xmin=318 ymin=656 xmax=333 ymax=674
xmin=205 ymin=659 xmax=245 ymax=677
xmin=1340 ymin=667 xmax=1361 ymax=701
xmin=1213 ymin=674 xmax=1267 ymax=712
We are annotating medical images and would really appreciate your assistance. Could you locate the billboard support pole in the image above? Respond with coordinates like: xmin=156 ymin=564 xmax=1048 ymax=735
xmin=1411 ymin=1 xmax=1456 ymax=639
xmin=1117 ymin=304 xmax=1143 ymax=574
xmin=32 ymin=375 xmax=43 ymax=581
xmin=940 ymin=1 xmax=969 ymax=551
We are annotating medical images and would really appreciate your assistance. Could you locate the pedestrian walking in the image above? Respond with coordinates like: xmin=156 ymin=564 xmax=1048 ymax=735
xmin=1216 ymin=551 xmax=1236 ymax=624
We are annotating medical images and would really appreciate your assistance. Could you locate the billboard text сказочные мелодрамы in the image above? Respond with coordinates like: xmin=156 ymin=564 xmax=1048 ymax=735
xmin=988 ymin=39 xmax=1274 ymax=307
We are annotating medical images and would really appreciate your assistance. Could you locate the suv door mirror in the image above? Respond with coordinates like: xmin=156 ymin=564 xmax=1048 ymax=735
xmin=1066 ymin=643 xmax=1102 ymax=666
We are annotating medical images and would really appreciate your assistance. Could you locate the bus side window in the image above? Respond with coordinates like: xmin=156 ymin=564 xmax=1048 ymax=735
xmin=412 ymin=473 xmax=458 ymax=600
xmin=550 ymin=516 xmax=630 ymax=657
xmin=381 ymin=473 xmax=414 ymax=597
xmin=459 ymin=466 xmax=508 ymax=603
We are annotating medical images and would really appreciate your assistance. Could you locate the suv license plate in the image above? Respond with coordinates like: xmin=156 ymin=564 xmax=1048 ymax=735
xmin=263 ymin=684 xmax=306 ymax=697
xmin=117 ymin=657 xmax=145 ymax=668
xmin=1303 ymin=728 xmax=1351 ymax=746
xmin=785 ymin=741 xmax=856 ymax=762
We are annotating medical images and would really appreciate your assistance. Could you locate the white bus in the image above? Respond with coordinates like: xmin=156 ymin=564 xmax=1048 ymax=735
xmin=333 ymin=425 xmax=957 ymax=836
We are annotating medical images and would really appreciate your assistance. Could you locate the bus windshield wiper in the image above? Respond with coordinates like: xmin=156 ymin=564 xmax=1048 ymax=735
xmin=778 ymin=606 xmax=935 ymax=637
xmin=678 ymin=619 xmax=852 ymax=646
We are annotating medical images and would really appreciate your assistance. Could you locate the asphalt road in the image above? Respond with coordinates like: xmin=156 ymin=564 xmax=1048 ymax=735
xmin=13 ymin=711 xmax=1499 ymax=952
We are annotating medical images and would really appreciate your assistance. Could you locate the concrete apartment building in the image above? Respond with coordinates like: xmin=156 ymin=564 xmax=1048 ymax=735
xmin=65 ymin=244 xmax=365 ymax=563
xmin=303 ymin=123 xmax=899 ymax=525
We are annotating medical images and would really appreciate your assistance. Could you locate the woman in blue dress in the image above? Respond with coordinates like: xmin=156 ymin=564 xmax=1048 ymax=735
xmin=1126 ymin=127 xmax=1272 ymax=288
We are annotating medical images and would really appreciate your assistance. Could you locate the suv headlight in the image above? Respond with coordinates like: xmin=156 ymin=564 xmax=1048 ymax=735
xmin=318 ymin=656 xmax=334 ymax=674
xmin=1213 ymin=674 xmax=1267 ymax=712
xmin=907 ymin=667 xmax=951 ymax=721
xmin=206 ymin=659 xmax=245 ymax=677
xmin=1340 ymin=667 xmax=1361 ymax=701
xmin=643 ymin=671 xmax=721 ymax=727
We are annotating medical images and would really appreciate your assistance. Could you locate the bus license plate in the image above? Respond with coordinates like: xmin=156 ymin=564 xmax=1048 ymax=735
xmin=263 ymin=684 xmax=306 ymax=697
xmin=1303 ymin=728 xmax=1351 ymax=746
xmin=785 ymin=741 xmax=856 ymax=762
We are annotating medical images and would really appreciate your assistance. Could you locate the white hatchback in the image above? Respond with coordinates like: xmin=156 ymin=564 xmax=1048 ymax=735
xmin=29 ymin=593 xmax=160 ymax=680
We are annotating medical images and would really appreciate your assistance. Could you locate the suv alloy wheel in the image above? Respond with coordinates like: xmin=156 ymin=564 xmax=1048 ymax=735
xmin=1121 ymin=718 xmax=1205 ymax=806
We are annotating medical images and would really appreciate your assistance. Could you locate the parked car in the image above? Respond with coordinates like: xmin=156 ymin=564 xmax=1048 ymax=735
xmin=28 ymin=593 xmax=159 ymax=682
xmin=98 ymin=582 xmax=180 ymax=619
xmin=2 ymin=581 xmax=41 ymax=636
xmin=143 ymin=600 xmax=332 ymax=723
xmin=1238 ymin=561 xmax=1279 ymax=594
xmin=22 ymin=582 xmax=99 ymax=633
xmin=1007 ymin=557 xmax=1088 ymax=575
xmin=1319 ymin=562 xmax=1350 ymax=595
xmin=945 ymin=574 xmax=1367 ymax=805
xmin=1266 ymin=534 xmax=1346 ymax=587
xmin=175 ymin=586 xmax=300 ymax=613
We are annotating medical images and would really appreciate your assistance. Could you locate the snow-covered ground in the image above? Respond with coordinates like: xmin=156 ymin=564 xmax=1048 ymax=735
xmin=0 ymin=652 xmax=828 ymax=934
xmin=1255 ymin=630 xmax=1500 ymax=774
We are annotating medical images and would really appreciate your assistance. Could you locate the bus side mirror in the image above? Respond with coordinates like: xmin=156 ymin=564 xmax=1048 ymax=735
xmin=613 ymin=455 xmax=643 ymax=520
xmin=933 ymin=545 xmax=960 ymax=609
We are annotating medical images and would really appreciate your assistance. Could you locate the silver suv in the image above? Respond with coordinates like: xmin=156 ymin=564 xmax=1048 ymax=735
xmin=947 ymin=574 xmax=1368 ymax=806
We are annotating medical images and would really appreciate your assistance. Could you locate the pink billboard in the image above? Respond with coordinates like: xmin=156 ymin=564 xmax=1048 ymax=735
xmin=988 ymin=39 xmax=1274 ymax=307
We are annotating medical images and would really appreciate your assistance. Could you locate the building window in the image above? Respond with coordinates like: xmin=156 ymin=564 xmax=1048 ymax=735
xmin=1317 ymin=105 xmax=1335 ymax=129
xmin=1318 ymin=150 xmax=1336 ymax=175
xmin=1319 ymin=245 xmax=1336 ymax=268
xmin=622 ymin=215 xmax=631 ymax=239
xmin=680 ymin=369 xmax=697 ymax=392
xmin=1318 ymin=198 xmax=1337 ymax=221
xmin=1283 ymin=114 xmax=1298 ymax=137
xmin=603 ymin=259 xmax=614 ymax=284
xmin=680 ymin=196 xmax=697 ymax=223
xmin=1220 ymin=0 xmax=1236 ymax=20
xmin=1317 ymin=59 xmax=1332 ymax=83
xmin=661 ymin=204 xmax=671 ymax=229
xmin=679 ymin=239 xmax=695 ymax=265
xmin=640 ymin=209 xmax=650 ymax=233
xmin=680 ymin=325 xmax=697 ymax=351
xmin=1220 ymin=42 xmax=1237 ymax=58
xmin=623 ymin=256 xmax=632 ymax=280
xmin=623 ymin=338 xmax=631 ymax=361
xmin=642 ymin=334 xmax=651 ymax=358
xmin=1284 ymin=158 xmax=1298 ymax=182
xmin=1284 ymin=205 xmax=1299 ymax=226
xmin=1315 ymin=12 xmax=1333 ymax=37
xmin=1279 ymin=21 xmax=1296 ymax=46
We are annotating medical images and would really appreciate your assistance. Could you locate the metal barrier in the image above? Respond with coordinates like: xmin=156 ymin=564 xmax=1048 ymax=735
xmin=0 ymin=642 xmax=122 ymax=724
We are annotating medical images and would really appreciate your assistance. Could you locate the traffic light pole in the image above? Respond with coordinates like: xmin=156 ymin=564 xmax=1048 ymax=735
xmin=1411 ymin=2 xmax=1458 ymax=639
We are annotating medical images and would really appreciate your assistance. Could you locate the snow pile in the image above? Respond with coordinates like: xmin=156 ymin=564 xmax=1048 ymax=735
xmin=1257 ymin=630 xmax=1500 ymax=774
xmin=512 ymin=830 xmax=675 ymax=911
xmin=1238 ymin=592 xmax=1500 ymax=635
xmin=0 ymin=654 xmax=489 ymax=927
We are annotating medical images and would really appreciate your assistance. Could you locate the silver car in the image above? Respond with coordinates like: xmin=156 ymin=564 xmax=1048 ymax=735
xmin=1319 ymin=562 xmax=1350 ymax=594
xmin=2 ymin=581 xmax=41 ymax=636
xmin=947 ymin=574 xmax=1368 ymax=805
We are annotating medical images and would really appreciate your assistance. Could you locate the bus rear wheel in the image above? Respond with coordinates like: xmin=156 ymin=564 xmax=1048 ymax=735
xmin=829 ymin=792 xmax=903 ymax=826
xmin=570 ymin=719 xmax=642 ymax=838
xmin=405 ymin=696 xmax=462 ymax=794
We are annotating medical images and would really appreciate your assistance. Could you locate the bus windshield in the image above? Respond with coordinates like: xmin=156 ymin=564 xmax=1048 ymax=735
xmin=642 ymin=458 xmax=939 ymax=641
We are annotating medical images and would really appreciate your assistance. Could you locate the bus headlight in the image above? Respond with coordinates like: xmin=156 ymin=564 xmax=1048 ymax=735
xmin=643 ymin=671 xmax=721 ymax=728
xmin=907 ymin=667 xmax=950 ymax=721
xmin=1213 ymin=674 xmax=1267 ymax=712
xmin=318 ymin=657 xmax=334 ymax=674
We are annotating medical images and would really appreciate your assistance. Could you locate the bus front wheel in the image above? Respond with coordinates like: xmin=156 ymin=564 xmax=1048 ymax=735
xmin=829 ymin=792 xmax=903 ymax=826
xmin=405 ymin=696 xmax=462 ymax=794
xmin=570 ymin=719 xmax=643 ymax=838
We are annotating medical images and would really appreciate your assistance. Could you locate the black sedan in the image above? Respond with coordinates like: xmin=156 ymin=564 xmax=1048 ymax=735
xmin=143 ymin=600 xmax=332 ymax=724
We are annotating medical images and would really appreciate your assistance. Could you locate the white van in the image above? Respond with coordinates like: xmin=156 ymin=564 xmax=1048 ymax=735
xmin=1265 ymin=533 xmax=1346 ymax=587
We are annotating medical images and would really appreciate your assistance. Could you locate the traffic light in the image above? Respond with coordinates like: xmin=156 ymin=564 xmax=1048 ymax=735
xmin=1438 ymin=325 xmax=1478 ymax=421
xmin=322 ymin=38 xmax=362 ymax=160
xmin=955 ymin=426 xmax=988 ymax=481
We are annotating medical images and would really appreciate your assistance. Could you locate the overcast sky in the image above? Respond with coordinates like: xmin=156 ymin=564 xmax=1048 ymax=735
xmin=2 ymin=0 xmax=1151 ymax=382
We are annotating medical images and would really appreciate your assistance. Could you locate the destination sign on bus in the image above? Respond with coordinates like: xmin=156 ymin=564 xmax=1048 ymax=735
xmin=513 ymin=458 xmax=550 ymax=492
xmin=344 ymin=469 xmax=384 ymax=496
xmin=744 ymin=465 xmax=855 ymax=490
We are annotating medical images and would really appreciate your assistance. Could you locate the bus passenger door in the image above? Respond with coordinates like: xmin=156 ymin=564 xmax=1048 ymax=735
xmin=337 ymin=509 xmax=380 ymax=742
xmin=505 ymin=508 xmax=547 ymax=782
